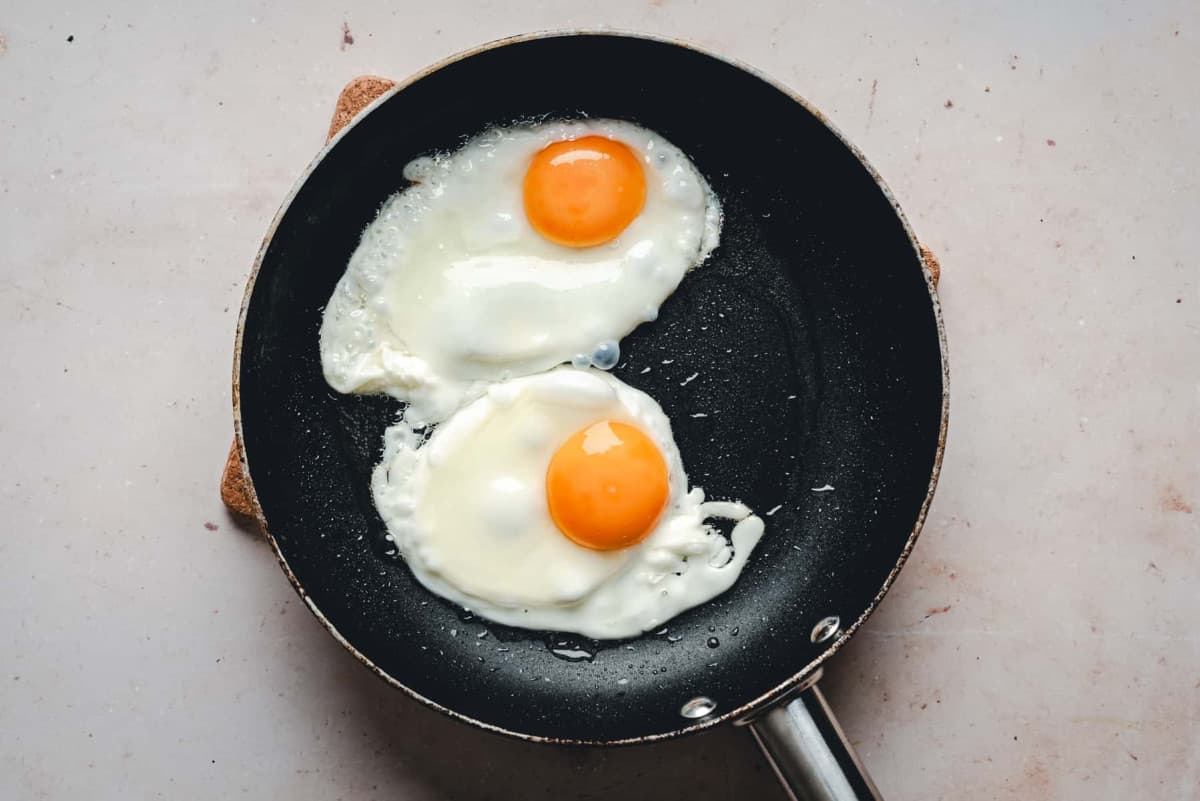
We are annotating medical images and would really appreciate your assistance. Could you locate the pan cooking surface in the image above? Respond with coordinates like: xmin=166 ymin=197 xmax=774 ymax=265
xmin=238 ymin=34 xmax=944 ymax=742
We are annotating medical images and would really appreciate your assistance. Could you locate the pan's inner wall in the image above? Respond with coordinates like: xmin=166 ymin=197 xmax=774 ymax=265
xmin=239 ymin=35 xmax=944 ymax=742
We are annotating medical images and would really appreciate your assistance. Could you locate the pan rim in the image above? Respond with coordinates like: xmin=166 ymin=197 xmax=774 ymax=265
xmin=231 ymin=28 xmax=950 ymax=746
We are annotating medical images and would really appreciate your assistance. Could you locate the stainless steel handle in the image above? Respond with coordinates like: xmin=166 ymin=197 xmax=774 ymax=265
xmin=748 ymin=677 xmax=882 ymax=801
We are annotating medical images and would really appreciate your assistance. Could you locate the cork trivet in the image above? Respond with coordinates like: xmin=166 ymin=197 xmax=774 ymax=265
xmin=221 ymin=75 xmax=940 ymax=518
xmin=919 ymin=245 xmax=941 ymax=287
xmin=221 ymin=75 xmax=397 ymax=518
xmin=325 ymin=76 xmax=398 ymax=142
xmin=220 ymin=444 xmax=256 ymax=517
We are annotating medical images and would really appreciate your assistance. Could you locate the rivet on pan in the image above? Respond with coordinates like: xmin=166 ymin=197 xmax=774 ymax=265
xmin=810 ymin=616 xmax=841 ymax=643
xmin=680 ymin=696 xmax=717 ymax=719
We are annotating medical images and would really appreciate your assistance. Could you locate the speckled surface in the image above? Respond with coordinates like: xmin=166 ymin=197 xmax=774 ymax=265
xmin=1 ymin=1 xmax=1196 ymax=799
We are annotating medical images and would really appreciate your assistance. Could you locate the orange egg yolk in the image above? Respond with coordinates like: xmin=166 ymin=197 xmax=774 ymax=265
xmin=545 ymin=420 xmax=669 ymax=551
xmin=523 ymin=136 xmax=647 ymax=248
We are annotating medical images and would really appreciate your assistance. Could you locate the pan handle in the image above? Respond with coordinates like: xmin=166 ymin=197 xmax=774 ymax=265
xmin=746 ymin=672 xmax=883 ymax=801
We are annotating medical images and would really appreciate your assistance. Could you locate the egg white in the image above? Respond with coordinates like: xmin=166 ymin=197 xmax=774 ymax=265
xmin=371 ymin=368 xmax=764 ymax=640
xmin=320 ymin=119 xmax=721 ymax=425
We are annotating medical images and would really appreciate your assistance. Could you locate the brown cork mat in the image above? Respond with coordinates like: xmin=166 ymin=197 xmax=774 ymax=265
xmin=220 ymin=76 xmax=941 ymax=517
xmin=221 ymin=75 xmax=397 ymax=518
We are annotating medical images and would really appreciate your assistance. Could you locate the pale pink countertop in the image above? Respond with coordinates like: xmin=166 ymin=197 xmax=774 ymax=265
xmin=1 ymin=1 xmax=1196 ymax=798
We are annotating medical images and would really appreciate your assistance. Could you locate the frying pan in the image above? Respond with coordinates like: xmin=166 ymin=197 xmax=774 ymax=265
xmin=233 ymin=32 xmax=947 ymax=801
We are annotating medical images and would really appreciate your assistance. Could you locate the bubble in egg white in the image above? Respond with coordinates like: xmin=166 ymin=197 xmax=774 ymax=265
xmin=590 ymin=340 xmax=620 ymax=371
xmin=402 ymin=156 xmax=437 ymax=182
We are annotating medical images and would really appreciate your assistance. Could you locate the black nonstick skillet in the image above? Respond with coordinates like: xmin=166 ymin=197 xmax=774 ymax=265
xmin=232 ymin=32 xmax=948 ymax=801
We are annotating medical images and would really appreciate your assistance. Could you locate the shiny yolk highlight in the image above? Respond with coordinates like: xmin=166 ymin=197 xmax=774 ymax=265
xmin=546 ymin=421 xmax=669 ymax=551
xmin=523 ymin=136 xmax=646 ymax=248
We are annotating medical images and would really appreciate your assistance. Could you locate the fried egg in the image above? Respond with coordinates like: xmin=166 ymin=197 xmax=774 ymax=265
xmin=371 ymin=368 xmax=764 ymax=640
xmin=320 ymin=119 xmax=721 ymax=424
